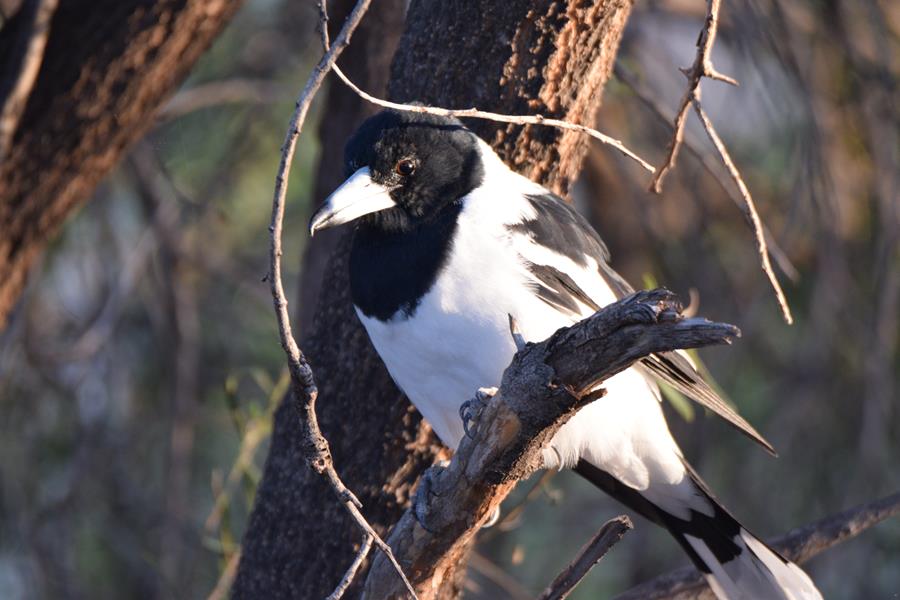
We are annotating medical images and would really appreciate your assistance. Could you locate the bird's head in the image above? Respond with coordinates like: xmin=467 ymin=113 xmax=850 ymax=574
xmin=309 ymin=109 xmax=484 ymax=235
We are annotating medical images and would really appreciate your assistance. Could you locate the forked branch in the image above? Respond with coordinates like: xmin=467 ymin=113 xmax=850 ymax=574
xmin=648 ymin=0 xmax=735 ymax=194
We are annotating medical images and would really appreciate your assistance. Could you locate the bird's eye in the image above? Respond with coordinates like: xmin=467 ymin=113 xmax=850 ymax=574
xmin=395 ymin=158 xmax=417 ymax=177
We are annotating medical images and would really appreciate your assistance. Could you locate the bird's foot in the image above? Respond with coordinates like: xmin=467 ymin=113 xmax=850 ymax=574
xmin=413 ymin=460 xmax=449 ymax=533
xmin=459 ymin=387 xmax=497 ymax=439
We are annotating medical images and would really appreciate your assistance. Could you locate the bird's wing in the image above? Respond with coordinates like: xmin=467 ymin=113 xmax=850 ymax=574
xmin=509 ymin=191 xmax=775 ymax=455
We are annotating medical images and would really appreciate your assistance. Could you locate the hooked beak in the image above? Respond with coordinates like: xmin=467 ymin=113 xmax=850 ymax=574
xmin=309 ymin=167 xmax=397 ymax=236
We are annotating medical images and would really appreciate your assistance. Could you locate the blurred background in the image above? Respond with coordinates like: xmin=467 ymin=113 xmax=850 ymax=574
xmin=0 ymin=1 xmax=897 ymax=598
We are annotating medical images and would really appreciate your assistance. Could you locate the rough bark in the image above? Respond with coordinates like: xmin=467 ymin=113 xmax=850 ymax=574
xmin=236 ymin=0 xmax=634 ymax=598
xmin=0 ymin=0 xmax=246 ymax=329
xmin=390 ymin=0 xmax=633 ymax=196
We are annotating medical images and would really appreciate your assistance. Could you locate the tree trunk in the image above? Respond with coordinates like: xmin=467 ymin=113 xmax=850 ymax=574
xmin=235 ymin=0 xmax=633 ymax=598
xmin=0 ymin=0 xmax=246 ymax=329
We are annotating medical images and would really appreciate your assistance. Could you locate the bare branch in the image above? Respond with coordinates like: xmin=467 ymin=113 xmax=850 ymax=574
xmin=613 ymin=491 xmax=900 ymax=600
xmin=613 ymin=65 xmax=799 ymax=283
xmin=363 ymin=289 xmax=740 ymax=598
xmin=207 ymin=549 xmax=241 ymax=600
xmin=328 ymin=62 xmax=656 ymax=174
xmin=648 ymin=0 xmax=736 ymax=194
xmin=508 ymin=314 xmax=527 ymax=352
xmin=158 ymin=79 xmax=287 ymax=122
xmin=538 ymin=515 xmax=634 ymax=600
xmin=328 ymin=533 xmax=375 ymax=600
xmin=267 ymin=0 xmax=417 ymax=597
xmin=0 ymin=0 xmax=57 ymax=162
xmin=631 ymin=0 xmax=794 ymax=324
xmin=468 ymin=552 xmax=532 ymax=600
xmin=691 ymin=99 xmax=794 ymax=324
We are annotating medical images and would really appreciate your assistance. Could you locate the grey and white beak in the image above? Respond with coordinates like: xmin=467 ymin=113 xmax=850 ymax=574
xmin=309 ymin=167 xmax=396 ymax=236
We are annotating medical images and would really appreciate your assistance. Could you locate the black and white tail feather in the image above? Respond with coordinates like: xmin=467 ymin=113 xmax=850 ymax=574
xmin=578 ymin=460 xmax=820 ymax=599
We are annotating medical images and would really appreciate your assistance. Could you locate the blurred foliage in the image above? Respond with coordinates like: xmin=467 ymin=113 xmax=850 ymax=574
xmin=0 ymin=0 xmax=897 ymax=599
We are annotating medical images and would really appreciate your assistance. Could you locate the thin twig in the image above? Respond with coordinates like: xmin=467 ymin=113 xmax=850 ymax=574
xmin=613 ymin=491 xmax=900 ymax=600
xmin=206 ymin=549 xmax=241 ymax=600
xmin=327 ymin=533 xmax=375 ymax=600
xmin=267 ymin=0 xmax=417 ymax=597
xmin=648 ymin=0 xmax=736 ymax=194
xmin=538 ymin=516 xmax=634 ymax=600
xmin=635 ymin=0 xmax=793 ymax=323
xmin=0 ymin=0 xmax=58 ymax=162
xmin=613 ymin=65 xmax=799 ymax=283
xmin=327 ymin=62 xmax=656 ymax=174
xmin=691 ymin=99 xmax=793 ymax=324
xmin=158 ymin=79 xmax=287 ymax=122
xmin=468 ymin=552 xmax=533 ymax=600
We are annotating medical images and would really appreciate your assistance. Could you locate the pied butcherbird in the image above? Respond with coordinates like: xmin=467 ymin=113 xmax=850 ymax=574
xmin=309 ymin=110 xmax=821 ymax=600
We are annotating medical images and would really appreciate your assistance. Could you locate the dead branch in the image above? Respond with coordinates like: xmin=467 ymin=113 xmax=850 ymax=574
xmin=158 ymin=78 xmax=287 ymax=122
xmin=648 ymin=0 xmax=735 ymax=194
xmin=363 ymin=289 xmax=740 ymax=599
xmin=329 ymin=533 xmax=375 ymax=600
xmin=613 ymin=491 xmax=900 ymax=600
xmin=207 ymin=549 xmax=242 ymax=600
xmin=691 ymin=99 xmax=794 ymax=324
xmin=468 ymin=552 xmax=532 ymax=600
xmin=538 ymin=515 xmax=634 ymax=600
xmin=639 ymin=0 xmax=794 ymax=325
xmin=267 ymin=0 xmax=416 ymax=597
xmin=0 ymin=0 xmax=57 ymax=162
xmin=613 ymin=65 xmax=799 ymax=283
xmin=327 ymin=62 xmax=655 ymax=174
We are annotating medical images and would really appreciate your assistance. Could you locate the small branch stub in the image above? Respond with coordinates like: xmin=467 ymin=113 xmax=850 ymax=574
xmin=538 ymin=515 xmax=634 ymax=600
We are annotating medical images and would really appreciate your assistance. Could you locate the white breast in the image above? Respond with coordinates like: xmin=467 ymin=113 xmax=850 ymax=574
xmin=356 ymin=154 xmax=688 ymax=500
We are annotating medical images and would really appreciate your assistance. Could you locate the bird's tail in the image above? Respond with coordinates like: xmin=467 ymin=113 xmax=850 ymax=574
xmin=575 ymin=461 xmax=822 ymax=600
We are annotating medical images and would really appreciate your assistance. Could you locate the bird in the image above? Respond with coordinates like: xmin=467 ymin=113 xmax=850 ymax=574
xmin=309 ymin=109 xmax=822 ymax=600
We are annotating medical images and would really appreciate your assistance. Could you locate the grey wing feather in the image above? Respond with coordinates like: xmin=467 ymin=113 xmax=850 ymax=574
xmin=639 ymin=353 xmax=776 ymax=456
xmin=518 ymin=192 xmax=776 ymax=456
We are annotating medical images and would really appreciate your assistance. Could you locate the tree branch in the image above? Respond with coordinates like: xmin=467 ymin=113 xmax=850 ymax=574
xmin=328 ymin=533 xmax=375 ymax=600
xmin=266 ymin=0 xmax=417 ymax=597
xmin=638 ymin=0 xmax=793 ymax=325
xmin=691 ymin=99 xmax=793 ymax=323
xmin=327 ymin=62 xmax=655 ymax=174
xmin=157 ymin=78 xmax=287 ymax=122
xmin=613 ymin=65 xmax=799 ymax=283
xmin=0 ymin=0 xmax=56 ymax=162
xmin=613 ymin=491 xmax=900 ymax=600
xmin=363 ymin=289 xmax=740 ymax=599
xmin=538 ymin=515 xmax=634 ymax=600
xmin=648 ymin=0 xmax=735 ymax=194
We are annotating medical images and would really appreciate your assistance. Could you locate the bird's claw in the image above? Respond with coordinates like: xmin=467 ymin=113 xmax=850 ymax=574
xmin=413 ymin=460 xmax=449 ymax=533
xmin=459 ymin=387 xmax=497 ymax=439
